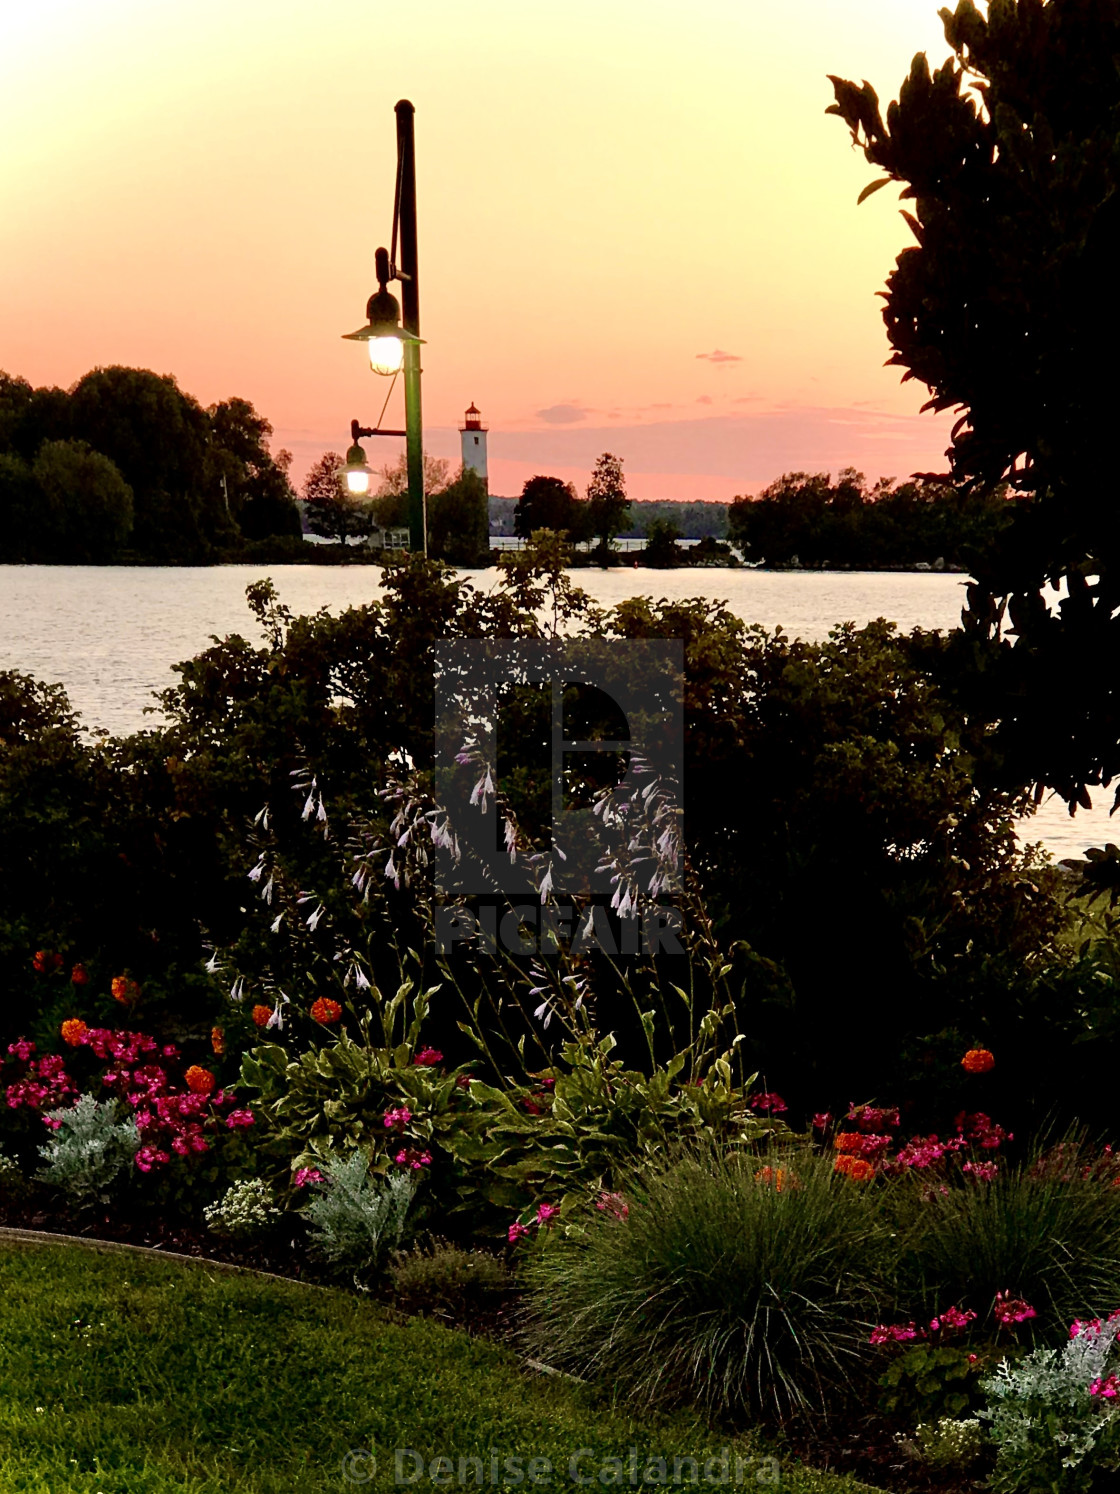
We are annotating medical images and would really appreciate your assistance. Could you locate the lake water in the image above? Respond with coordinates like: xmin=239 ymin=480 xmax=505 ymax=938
xmin=0 ymin=563 xmax=1112 ymax=861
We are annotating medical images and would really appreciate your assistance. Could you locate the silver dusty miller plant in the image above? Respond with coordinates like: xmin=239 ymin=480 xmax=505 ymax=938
xmin=302 ymin=1153 xmax=418 ymax=1278
xmin=981 ymin=1313 xmax=1120 ymax=1492
xmin=38 ymin=1094 xmax=140 ymax=1210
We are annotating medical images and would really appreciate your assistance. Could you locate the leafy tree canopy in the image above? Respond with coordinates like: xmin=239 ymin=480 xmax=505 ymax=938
xmin=829 ymin=0 xmax=1120 ymax=805
xmin=515 ymin=475 xmax=587 ymax=541
xmin=586 ymin=452 xmax=630 ymax=552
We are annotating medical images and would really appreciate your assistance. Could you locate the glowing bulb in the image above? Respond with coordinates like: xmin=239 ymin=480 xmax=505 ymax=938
xmin=368 ymin=336 xmax=404 ymax=376
xmin=346 ymin=468 xmax=370 ymax=495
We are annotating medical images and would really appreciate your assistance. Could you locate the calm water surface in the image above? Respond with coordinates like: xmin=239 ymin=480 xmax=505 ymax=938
xmin=0 ymin=564 xmax=1111 ymax=860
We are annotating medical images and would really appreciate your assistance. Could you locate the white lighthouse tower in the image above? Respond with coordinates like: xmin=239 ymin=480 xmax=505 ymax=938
xmin=459 ymin=403 xmax=489 ymax=490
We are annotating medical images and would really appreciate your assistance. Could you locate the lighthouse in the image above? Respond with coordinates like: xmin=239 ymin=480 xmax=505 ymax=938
xmin=459 ymin=403 xmax=489 ymax=490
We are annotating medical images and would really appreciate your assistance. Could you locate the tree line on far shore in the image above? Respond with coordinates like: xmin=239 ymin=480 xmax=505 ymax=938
xmin=726 ymin=468 xmax=1022 ymax=570
xmin=0 ymin=367 xmax=302 ymax=563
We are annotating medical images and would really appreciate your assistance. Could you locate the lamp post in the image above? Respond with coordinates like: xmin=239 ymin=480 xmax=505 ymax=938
xmin=341 ymin=100 xmax=426 ymax=553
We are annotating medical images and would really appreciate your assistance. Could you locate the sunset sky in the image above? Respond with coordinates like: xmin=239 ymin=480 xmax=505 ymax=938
xmin=1 ymin=0 xmax=960 ymax=501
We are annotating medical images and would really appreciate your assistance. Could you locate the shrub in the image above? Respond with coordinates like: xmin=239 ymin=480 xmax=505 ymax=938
xmin=521 ymin=1147 xmax=879 ymax=1424
xmin=981 ymin=1315 xmax=1120 ymax=1493
xmin=37 ymin=1093 xmax=140 ymax=1210
xmin=889 ymin=1136 xmax=1120 ymax=1339
xmin=302 ymin=1153 xmax=417 ymax=1277
xmin=389 ymin=1241 xmax=511 ymax=1319
xmin=895 ymin=1417 xmax=984 ymax=1471
xmin=203 ymin=1178 xmax=277 ymax=1239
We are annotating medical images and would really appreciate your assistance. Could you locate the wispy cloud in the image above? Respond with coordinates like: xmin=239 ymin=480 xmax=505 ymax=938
xmin=695 ymin=349 xmax=742 ymax=364
xmin=535 ymin=403 xmax=589 ymax=425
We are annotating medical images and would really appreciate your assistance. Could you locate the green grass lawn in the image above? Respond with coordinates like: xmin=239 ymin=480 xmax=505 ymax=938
xmin=0 ymin=1241 xmax=881 ymax=1494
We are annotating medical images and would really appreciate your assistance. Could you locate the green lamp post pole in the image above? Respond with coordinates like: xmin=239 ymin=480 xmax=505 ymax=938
xmin=395 ymin=101 xmax=425 ymax=556
xmin=341 ymin=100 xmax=426 ymax=554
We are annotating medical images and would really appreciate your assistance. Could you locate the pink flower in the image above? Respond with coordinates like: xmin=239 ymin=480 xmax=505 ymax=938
xmin=848 ymin=1104 xmax=900 ymax=1132
xmin=595 ymin=1191 xmax=629 ymax=1220
xmin=293 ymin=1168 xmax=324 ymax=1188
xmin=536 ymin=1202 xmax=559 ymax=1226
xmin=994 ymin=1292 xmax=1037 ymax=1326
xmin=938 ymin=1305 xmax=977 ymax=1332
xmin=811 ymin=1112 xmax=832 ymax=1130
xmin=1091 ymin=1375 xmax=1120 ymax=1399
xmin=383 ymin=1107 xmax=412 ymax=1131
xmin=413 ymin=1047 xmax=443 ymax=1067
xmin=869 ymin=1322 xmax=922 ymax=1346
xmin=750 ymin=1091 xmax=787 ymax=1114
xmin=963 ymin=1160 xmax=998 ymax=1182
xmin=6 ymin=1039 xmax=34 ymax=1061
xmin=225 ymin=1109 xmax=254 ymax=1128
xmin=508 ymin=1221 xmax=530 ymax=1244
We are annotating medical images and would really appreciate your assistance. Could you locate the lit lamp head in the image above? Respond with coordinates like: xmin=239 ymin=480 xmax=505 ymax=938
xmin=342 ymin=246 xmax=423 ymax=376
xmin=344 ymin=442 xmax=373 ymax=495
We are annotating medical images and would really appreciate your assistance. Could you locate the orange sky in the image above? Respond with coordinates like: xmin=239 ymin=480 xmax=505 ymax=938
xmin=0 ymin=0 xmax=961 ymax=500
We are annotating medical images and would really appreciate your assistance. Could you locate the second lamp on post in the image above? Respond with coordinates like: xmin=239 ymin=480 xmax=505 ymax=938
xmin=341 ymin=100 xmax=426 ymax=553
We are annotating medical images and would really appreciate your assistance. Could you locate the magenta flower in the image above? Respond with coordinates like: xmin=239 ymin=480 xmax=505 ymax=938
xmin=6 ymin=1039 xmax=34 ymax=1061
xmin=1090 ymin=1375 xmax=1120 ymax=1399
xmin=536 ymin=1202 xmax=559 ymax=1226
xmin=869 ymin=1322 xmax=922 ymax=1346
xmin=938 ymin=1305 xmax=977 ymax=1332
xmin=383 ymin=1107 xmax=412 ymax=1131
xmin=413 ymin=1047 xmax=444 ymax=1067
xmin=225 ymin=1109 xmax=254 ymax=1128
xmin=994 ymin=1292 xmax=1037 ymax=1326
xmin=750 ymin=1091 xmax=788 ymax=1115
xmin=811 ymin=1112 xmax=832 ymax=1131
xmin=963 ymin=1160 xmax=998 ymax=1182
xmin=508 ymin=1221 xmax=530 ymax=1244
xmin=293 ymin=1167 xmax=324 ymax=1188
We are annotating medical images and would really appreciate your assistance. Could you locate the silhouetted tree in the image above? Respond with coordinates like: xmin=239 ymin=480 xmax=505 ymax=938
xmin=208 ymin=397 xmax=300 ymax=540
xmin=586 ymin=452 xmax=630 ymax=556
xmin=428 ymin=465 xmax=490 ymax=566
xmin=514 ymin=475 xmax=586 ymax=540
xmin=828 ymin=0 xmax=1120 ymax=805
xmin=643 ymin=517 xmax=682 ymax=568
xmin=302 ymin=451 xmax=374 ymax=544
xmin=32 ymin=440 xmax=133 ymax=561
xmin=67 ymin=366 xmax=221 ymax=559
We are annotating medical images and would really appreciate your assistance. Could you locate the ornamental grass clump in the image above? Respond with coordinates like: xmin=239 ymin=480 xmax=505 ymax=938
xmin=887 ymin=1134 xmax=1120 ymax=1338
xmin=521 ymin=1146 xmax=880 ymax=1424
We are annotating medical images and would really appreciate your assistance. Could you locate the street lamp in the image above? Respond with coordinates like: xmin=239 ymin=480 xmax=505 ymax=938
xmin=343 ymin=440 xmax=374 ymax=495
xmin=341 ymin=100 xmax=426 ymax=554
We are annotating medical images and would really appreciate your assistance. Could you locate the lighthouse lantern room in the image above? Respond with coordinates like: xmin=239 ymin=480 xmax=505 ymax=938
xmin=459 ymin=403 xmax=489 ymax=489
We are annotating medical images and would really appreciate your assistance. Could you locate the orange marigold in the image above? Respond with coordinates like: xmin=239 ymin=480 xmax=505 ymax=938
xmin=211 ymin=1026 xmax=226 ymax=1056
xmin=111 ymin=975 xmax=139 ymax=1004
xmin=754 ymin=1165 xmax=795 ymax=1191
xmin=60 ymin=1018 xmax=88 ymax=1047
xmin=310 ymin=997 xmax=343 ymax=1025
xmin=961 ymin=1048 xmax=995 ymax=1074
xmin=834 ymin=1132 xmax=865 ymax=1154
xmin=70 ymin=963 xmax=89 ymax=986
xmin=185 ymin=1065 xmax=216 ymax=1095
xmin=834 ymin=1154 xmax=875 ymax=1182
xmin=251 ymin=1004 xmax=273 ymax=1028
